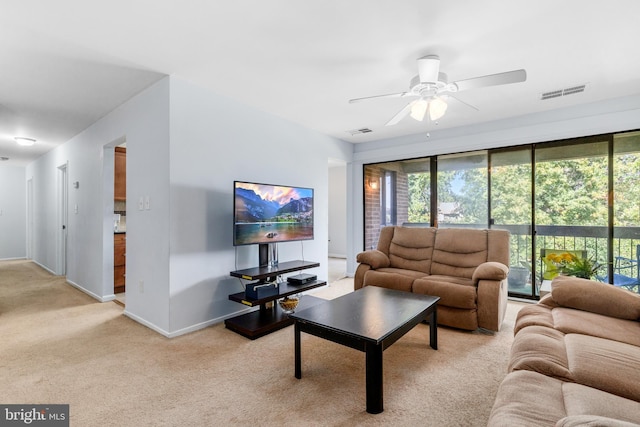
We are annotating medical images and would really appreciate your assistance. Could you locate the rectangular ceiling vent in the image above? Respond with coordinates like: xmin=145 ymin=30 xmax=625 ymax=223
xmin=347 ymin=128 xmax=373 ymax=136
xmin=541 ymin=84 xmax=587 ymax=100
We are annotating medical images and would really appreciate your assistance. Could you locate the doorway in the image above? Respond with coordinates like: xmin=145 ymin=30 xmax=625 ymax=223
xmin=27 ymin=178 xmax=34 ymax=260
xmin=328 ymin=159 xmax=347 ymax=279
xmin=57 ymin=163 xmax=68 ymax=276
xmin=104 ymin=136 xmax=127 ymax=305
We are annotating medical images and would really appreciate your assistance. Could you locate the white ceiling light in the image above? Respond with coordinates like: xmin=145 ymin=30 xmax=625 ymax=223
xmin=409 ymin=97 xmax=448 ymax=122
xmin=14 ymin=137 xmax=36 ymax=146
xmin=409 ymin=99 xmax=429 ymax=121
xmin=428 ymin=96 xmax=448 ymax=121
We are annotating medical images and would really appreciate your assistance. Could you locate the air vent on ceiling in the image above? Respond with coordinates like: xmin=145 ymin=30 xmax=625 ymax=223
xmin=347 ymin=128 xmax=373 ymax=136
xmin=541 ymin=84 xmax=587 ymax=100
xmin=0 ymin=157 xmax=9 ymax=161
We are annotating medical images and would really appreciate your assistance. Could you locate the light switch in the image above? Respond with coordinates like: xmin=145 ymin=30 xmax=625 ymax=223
xmin=74 ymin=204 xmax=78 ymax=214
xmin=144 ymin=196 xmax=150 ymax=210
xmin=139 ymin=196 xmax=144 ymax=211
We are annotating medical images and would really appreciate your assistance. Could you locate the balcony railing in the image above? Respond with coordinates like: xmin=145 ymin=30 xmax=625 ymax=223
xmin=434 ymin=222 xmax=640 ymax=298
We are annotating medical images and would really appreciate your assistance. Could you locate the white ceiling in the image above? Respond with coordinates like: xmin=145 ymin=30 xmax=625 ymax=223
xmin=2 ymin=1 xmax=640 ymax=166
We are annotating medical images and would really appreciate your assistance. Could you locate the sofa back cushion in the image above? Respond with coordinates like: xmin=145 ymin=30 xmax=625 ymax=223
xmin=430 ymin=228 xmax=509 ymax=279
xmin=386 ymin=226 xmax=436 ymax=274
xmin=551 ymin=275 xmax=640 ymax=320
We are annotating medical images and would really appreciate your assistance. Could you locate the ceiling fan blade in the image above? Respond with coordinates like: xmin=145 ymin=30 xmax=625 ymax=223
xmin=453 ymin=69 xmax=526 ymax=92
xmin=417 ymin=55 xmax=440 ymax=83
xmin=385 ymin=101 xmax=414 ymax=126
xmin=348 ymin=92 xmax=408 ymax=103
xmin=448 ymin=94 xmax=479 ymax=111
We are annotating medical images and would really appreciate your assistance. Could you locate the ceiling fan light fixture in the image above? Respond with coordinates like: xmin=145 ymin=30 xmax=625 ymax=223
xmin=410 ymin=99 xmax=428 ymax=121
xmin=428 ymin=97 xmax=448 ymax=121
xmin=15 ymin=137 xmax=36 ymax=146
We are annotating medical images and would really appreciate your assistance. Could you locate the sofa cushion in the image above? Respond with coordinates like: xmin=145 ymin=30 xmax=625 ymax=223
xmin=362 ymin=269 xmax=424 ymax=292
xmin=509 ymin=326 xmax=640 ymax=402
xmin=551 ymin=275 xmax=640 ymax=320
xmin=413 ymin=277 xmax=476 ymax=309
xmin=515 ymin=304 xmax=640 ymax=347
xmin=488 ymin=371 xmax=640 ymax=427
xmin=430 ymin=228 xmax=490 ymax=279
xmin=514 ymin=304 xmax=556 ymax=335
xmin=387 ymin=226 xmax=435 ymax=274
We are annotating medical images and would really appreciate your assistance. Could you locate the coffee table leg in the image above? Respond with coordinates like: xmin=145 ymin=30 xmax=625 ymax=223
xmin=430 ymin=308 xmax=438 ymax=350
xmin=294 ymin=321 xmax=302 ymax=379
xmin=365 ymin=342 xmax=383 ymax=414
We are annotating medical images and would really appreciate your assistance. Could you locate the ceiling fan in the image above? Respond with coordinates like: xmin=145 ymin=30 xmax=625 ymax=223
xmin=349 ymin=55 xmax=526 ymax=126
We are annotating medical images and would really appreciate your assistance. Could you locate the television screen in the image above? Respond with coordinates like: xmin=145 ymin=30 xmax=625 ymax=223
xmin=233 ymin=181 xmax=314 ymax=246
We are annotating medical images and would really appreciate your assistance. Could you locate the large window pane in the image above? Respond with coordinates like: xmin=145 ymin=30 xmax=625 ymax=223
xmin=534 ymin=141 xmax=609 ymax=290
xmin=490 ymin=149 xmax=533 ymax=295
xmin=612 ymin=131 xmax=640 ymax=292
xmin=437 ymin=152 xmax=488 ymax=228
xmin=407 ymin=160 xmax=431 ymax=225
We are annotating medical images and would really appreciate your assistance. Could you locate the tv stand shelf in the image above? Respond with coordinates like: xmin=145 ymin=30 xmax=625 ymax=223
xmin=226 ymin=260 xmax=326 ymax=339
xmin=229 ymin=260 xmax=320 ymax=281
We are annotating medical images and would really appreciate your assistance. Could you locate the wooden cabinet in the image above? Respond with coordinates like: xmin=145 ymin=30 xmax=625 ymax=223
xmin=114 ymin=233 xmax=126 ymax=293
xmin=114 ymin=147 xmax=126 ymax=201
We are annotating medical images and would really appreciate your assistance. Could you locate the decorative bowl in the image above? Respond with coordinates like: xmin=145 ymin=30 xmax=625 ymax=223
xmin=278 ymin=295 xmax=300 ymax=314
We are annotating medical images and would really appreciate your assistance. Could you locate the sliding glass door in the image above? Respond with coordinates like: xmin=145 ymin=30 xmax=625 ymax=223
xmin=490 ymin=148 xmax=534 ymax=295
xmin=612 ymin=131 xmax=640 ymax=292
xmin=437 ymin=151 xmax=488 ymax=229
xmin=534 ymin=139 xmax=609 ymax=292
xmin=362 ymin=130 xmax=639 ymax=299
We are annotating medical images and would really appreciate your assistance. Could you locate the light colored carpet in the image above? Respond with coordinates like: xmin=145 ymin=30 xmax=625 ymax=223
xmin=0 ymin=260 xmax=527 ymax=426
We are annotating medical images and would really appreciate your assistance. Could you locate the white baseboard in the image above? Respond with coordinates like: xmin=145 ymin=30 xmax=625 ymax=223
xmin=122 ymin=306 xmax=256 ymax=339
xmin=32 ymin=260 xmax=56 ymax=275
xmin=123 ymin=310 xmax=172 ymax=337
xmin=0 ymin=257 xmax=27 ymax=261
xmin=65 ymin=279 xmax=114 ymax=303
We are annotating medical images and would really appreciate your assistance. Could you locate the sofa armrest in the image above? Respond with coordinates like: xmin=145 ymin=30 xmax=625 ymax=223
xmin=472 ymin=262 xmax=508 ymax=283
xmin=551 ymin=275 xmax=640 ymax=320
xmin=354 ymin=264 xmax=370 ymax=290
xmin=356 ymin=250 xmax=390 ymax=269
xmin=477 ymin=277 xmax=509 ymax=331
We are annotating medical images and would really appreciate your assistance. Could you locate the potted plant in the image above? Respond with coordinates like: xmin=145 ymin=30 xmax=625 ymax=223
xmin=561 ymin=254 xmax=602 ymax=279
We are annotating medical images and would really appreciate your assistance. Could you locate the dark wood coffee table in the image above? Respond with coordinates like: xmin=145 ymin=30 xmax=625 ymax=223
xmin=290 ymin=286 xmax=439 ymax=414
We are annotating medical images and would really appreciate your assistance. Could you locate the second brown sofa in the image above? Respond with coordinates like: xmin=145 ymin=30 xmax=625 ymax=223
xmin=355 ymin=226 xmax=510 ymax=332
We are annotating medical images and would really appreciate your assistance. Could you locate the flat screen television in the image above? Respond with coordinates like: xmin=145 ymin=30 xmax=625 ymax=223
xmin=233 ymin=181 xmax=314 ymax=266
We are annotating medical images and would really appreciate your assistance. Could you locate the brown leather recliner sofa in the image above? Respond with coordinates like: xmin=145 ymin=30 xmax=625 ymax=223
xmin=355 ymin=226 xmax=510 ymax=332
xmin=488 ymin=275 xmax=640 ymax=426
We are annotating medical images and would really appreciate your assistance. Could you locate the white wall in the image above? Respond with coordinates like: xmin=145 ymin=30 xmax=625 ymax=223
xmin=0 ymin=165 xmax=26 ymax=259
xmin=27 ymin=78 xmax=172 ymax=332
xmin=345 ymin=94 xmax=640 ymax=275
xmin=167 ymin=77 xmax=352 ymax=335
xmin=328 ymin=164 xmax=347 ymax=258
xmin=25 ymin=75 xmax=353 ymax=337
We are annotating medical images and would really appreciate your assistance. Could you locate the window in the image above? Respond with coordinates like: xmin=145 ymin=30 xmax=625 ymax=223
xmin=381 ymin=170 xmax=397 ymax=226
xmin=437 ymin=151 xmax=488 ymax=228
xmin=362 ymin=130 xmax=640 ymax=300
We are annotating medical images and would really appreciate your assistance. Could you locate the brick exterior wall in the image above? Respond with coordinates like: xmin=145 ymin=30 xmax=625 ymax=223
xmin=363 ymin=163 xmax=409 ymax=250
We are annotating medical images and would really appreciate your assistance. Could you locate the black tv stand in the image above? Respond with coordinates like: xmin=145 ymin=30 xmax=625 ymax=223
xmin=226 ymin=260 xmax=326 ymax=339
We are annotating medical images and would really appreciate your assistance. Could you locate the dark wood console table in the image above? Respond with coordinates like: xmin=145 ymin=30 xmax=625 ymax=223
xmin=226 ymin=260 xmax=326 ymax=339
